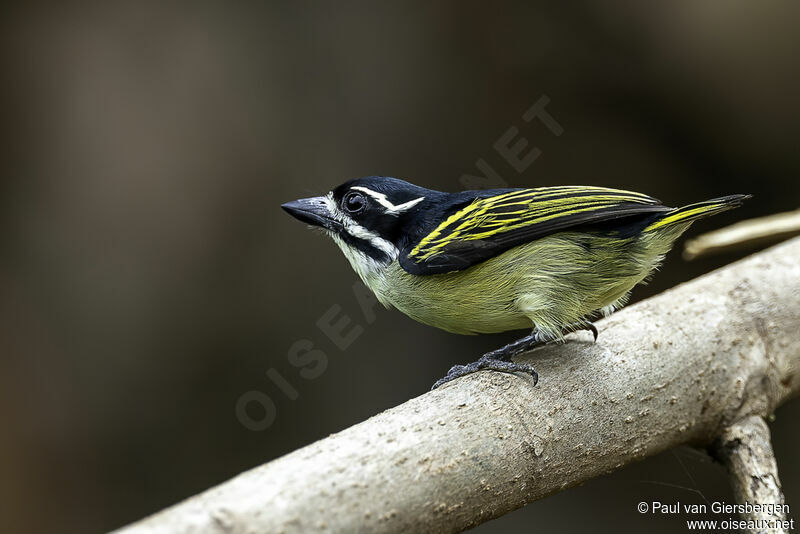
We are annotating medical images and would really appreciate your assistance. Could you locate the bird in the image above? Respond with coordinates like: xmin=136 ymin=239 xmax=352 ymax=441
xmin=281 ymin=176 xmax=750 ymax=389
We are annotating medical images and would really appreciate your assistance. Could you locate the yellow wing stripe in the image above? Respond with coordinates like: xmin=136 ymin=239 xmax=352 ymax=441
xmin=410 ymin=186 xmax=659 ymax=261
xmin=644 ymin=204 xmax=721 ymax=231
xmin=416 ymin=201 xmax=617 ymax=260
xmin=413 ymin=193 xmax=644 ymax=258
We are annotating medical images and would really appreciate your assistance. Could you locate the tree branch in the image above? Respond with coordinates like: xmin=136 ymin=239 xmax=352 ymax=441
xmin=114 ymin=238 xmax=800 ymax=534
xmin=714 ymin=416 xmax=791 ymax=534
xmin=683 ymin=208 xmax=800 ymax=260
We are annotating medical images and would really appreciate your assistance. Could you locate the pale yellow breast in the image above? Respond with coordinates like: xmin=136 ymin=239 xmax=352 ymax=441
xmin=363 ymin=232 xmax=672 ymax=336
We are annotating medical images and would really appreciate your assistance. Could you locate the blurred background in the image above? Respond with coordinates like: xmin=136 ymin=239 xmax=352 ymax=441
xmin=2 ymin=1 xmax=799 ymax=532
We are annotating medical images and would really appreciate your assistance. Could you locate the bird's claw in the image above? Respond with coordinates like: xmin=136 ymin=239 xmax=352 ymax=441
xmin=431 ymin=358 xmax=539 ymax=390
xmin=431 ymin=323 xmax=597 ymax=390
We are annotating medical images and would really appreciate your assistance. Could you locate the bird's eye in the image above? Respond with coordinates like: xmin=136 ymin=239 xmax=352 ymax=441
xmin=342 ymin=191 xmax=367 ymax=214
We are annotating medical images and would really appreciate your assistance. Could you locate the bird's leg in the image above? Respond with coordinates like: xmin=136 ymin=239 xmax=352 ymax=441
xmin=431 ymin=331 xmax=542 ymax=390
xmin=430 ymin=321 xmax=599 ymax=390
xmin=480 ymin=331 xmax=543 ymax=361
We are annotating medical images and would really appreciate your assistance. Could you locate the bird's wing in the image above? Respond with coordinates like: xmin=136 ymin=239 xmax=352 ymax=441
xmin=399 ymin=186 xmax=670 ymax=275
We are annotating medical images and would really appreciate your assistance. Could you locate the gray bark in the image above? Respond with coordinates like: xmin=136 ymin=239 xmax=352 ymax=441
xmin=715 ymin=416 xmax=790 ymax=534
xmin=114 ymin=237 xmax=800 ymax=534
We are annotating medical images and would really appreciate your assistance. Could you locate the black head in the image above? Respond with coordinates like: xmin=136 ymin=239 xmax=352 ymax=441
xmin=282 ymin=176 xmax=444 ymax=265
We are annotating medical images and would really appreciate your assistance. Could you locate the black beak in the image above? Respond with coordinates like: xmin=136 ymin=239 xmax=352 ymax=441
xmin=281 ymin=196 xmax=342 ymax=231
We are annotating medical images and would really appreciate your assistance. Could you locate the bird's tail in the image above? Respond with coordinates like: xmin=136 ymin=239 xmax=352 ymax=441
xmin=644 ymin=194 xmax=751 ymax=232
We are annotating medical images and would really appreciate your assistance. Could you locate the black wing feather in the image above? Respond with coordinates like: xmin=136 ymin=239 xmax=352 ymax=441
xmin=399 ymin=186 xmax=670 ymax=275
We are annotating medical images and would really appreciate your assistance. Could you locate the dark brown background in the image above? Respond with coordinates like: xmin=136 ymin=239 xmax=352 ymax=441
xmin=2 ymin=1 xmax=799 ymax=532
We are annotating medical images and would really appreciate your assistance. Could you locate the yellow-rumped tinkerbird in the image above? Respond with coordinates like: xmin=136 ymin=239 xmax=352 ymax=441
xmin=282 ymin=177 xmax=749 ymax=389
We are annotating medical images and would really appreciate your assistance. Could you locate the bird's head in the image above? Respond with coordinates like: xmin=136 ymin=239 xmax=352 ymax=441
xmin=282 ymin=176 xmax=442 ymax=275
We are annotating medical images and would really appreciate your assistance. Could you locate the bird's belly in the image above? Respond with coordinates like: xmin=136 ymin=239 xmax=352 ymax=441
xmin=377 ymin=265 xmax=533 ymax=335
xmin=370 ymin=233 xmax=664 ymax=336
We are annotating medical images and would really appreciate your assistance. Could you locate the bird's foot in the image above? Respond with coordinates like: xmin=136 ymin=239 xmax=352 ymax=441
xmin=430 ymin=322 xmax=598 ymax=390
xmin=431 ymin=354 xmax=539 ymax=390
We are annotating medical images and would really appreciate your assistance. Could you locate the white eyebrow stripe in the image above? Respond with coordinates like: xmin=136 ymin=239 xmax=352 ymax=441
xmin=351 ymin=186 xmax=425 ymax=214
